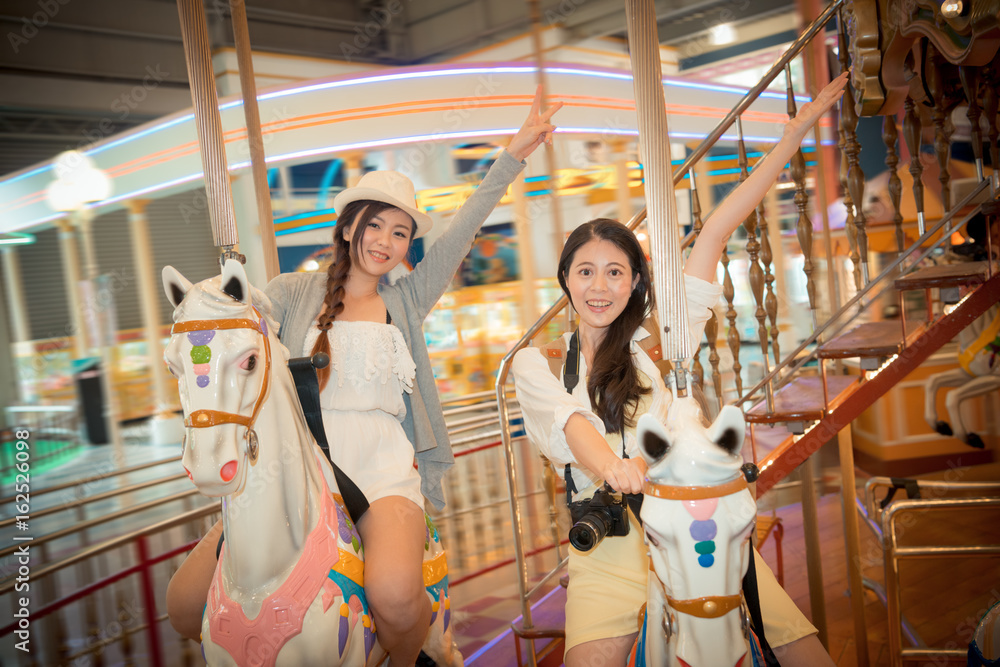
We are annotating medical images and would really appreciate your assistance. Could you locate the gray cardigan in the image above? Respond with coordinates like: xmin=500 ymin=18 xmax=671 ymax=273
xmin=264 ymin=150 xmax=525 ymax=510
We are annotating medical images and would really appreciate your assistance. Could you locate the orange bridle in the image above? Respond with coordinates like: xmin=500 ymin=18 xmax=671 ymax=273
xmin=171 ymin=306 xmax=272 ymax=464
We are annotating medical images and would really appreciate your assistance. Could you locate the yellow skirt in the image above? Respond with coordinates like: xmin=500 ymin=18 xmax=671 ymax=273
xmin=564 ymin=511 xmax=816 ymax=652
xmin=565 ymin=509 xmax=648 ymax=651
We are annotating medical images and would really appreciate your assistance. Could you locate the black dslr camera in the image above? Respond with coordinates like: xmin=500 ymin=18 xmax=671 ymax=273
xmin=568 ymin=485 xmax=629 ymax=552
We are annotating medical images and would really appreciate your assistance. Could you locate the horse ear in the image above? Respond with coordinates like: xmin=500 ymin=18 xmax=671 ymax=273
xmin=637 ymin=413 xmax=671 ymax=465
xmin=161 ymin=266 xmax=193 ymax=309
xmin=708 ymin=405 xmax=745 ymax=456
xmin=220 ymin=258 xmax=250 ymax=304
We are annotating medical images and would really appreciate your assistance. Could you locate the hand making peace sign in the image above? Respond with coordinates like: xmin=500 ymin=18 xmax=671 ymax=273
xmin=506 ymin=84 xmax=565 ymax=162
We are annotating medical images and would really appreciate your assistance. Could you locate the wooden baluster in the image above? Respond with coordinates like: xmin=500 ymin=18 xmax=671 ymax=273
xmin=883 ymin=113 xmax=906 ymax=253
xmin=960 ymin=66 xmax=985 ymax=182
xmin=983 ymin=64 xmax=999 ymax=175
xmin=720 ymin=238 xmax=742 ymax=398
xmin=704 ymin=309 xmax=723 ymax=407
xmin=689 ymin=166 xmax=706 ymax=386
xmin=842 ymin=69 xmax=870 ymax=285
xmin=837 ymin=17 xmax=861 ymax=291
xmin=758 ymin=201 xmax=780 ymax=365
xmin=927 ymin=49 xmax=956 ymax=216
xmin=903 ymin=96 xmax=927 ymax=236
xmin=787 ymin=63 xmax=818 ymax=330
xmin=737 ymin=118 xmax=768 ymax=373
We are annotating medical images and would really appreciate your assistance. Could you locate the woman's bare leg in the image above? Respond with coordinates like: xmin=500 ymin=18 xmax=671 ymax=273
xmin=564 ymin=633 xmax=637 ymax=667
xmin=166 ymin=520 xmax=221 ymax=641
xmin=358 ymin=496 xmax=432 ymax=667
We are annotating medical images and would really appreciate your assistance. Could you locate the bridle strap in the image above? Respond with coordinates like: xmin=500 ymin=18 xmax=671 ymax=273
xmin=173 ymin=308 xmax=272 ymax=435
xmin=666 ymin=593 xmax=742 ymax=619
xmin=172 ymin=317 xmax=264 ymax=333
xmin=643 ymin=475 xmax=747 ymax=501
xmin=186 ymin=410 xmax=252 ymax=428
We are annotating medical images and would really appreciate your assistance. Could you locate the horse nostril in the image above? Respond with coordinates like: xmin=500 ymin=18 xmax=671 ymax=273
xmin=220 ymin=460 xmax=238 ymax=482
xmin=183 ymin=467 xmax=194 ymax=481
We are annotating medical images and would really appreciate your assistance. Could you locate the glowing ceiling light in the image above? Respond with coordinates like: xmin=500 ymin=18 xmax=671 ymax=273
xmin=711 ymin=23 xmax=737 ymax=46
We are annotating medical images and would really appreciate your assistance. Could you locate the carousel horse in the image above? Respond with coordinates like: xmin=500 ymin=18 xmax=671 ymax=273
xmin=924 ymin=302 xmax=1000 ymax=449
xmin=630 ymin=389 xmax=757 ymax=667
xmin=161 ymin=259 xmax=460 ymax=667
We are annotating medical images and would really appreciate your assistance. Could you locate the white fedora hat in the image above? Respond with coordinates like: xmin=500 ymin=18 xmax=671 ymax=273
xmin=333 ymin=171 xmax=434 ymax=238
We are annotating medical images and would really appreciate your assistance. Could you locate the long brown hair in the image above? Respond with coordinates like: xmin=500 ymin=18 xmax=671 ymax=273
xmin=557 ymin=219 xmax=654 ymax=432
xmin=310 ymin=199 xmax=398 ymax=390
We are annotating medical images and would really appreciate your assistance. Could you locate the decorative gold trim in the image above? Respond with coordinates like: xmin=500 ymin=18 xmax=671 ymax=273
xmin=666 ymin=593 xmax=742 ymax=619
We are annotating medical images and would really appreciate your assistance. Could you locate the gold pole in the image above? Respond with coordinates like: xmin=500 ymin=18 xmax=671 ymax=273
xmin=176 ymin=0 xmax=239 ymax=251
xmin=513 ymin=172 xmax=539 ymax=334
xmin=527 ymin=0 xmax=564 ymax=253
xmin=838 ymin=426 xmax=870 ymax=667
xmin=56 ymin=218 xmax=86 ymax=359
xmin=625 ymin=0 xmax=690 ymax=381
xmin=229 ymin=0 xmax=280 ymax=281
xmin=798 ymin=453 xmax=829 ymax=646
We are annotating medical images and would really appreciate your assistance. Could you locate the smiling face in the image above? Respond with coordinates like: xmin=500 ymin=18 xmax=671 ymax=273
xmin=564 ymin=238 xmax=640 ymax=340
xmin=344 ymin=205 xmax=414 ymax=279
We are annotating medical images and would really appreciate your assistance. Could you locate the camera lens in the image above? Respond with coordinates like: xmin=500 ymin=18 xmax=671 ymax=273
xmin=569 ymin=509 xmax=613 ymax=552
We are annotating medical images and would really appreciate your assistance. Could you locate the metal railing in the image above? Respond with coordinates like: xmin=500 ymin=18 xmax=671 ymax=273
xmin=0 ymin=384 xmax=546 ymax=666
xmin=859 ymin=476 xmax=1000 ymax=667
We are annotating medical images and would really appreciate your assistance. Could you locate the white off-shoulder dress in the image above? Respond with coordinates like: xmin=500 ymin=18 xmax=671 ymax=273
xmin=304 ymin=319 xmax=425 ymax=508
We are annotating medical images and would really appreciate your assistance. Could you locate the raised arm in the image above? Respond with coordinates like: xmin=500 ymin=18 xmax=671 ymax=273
xmin=397 ymin=87 xmax=562 ymax=318
xmin=684 ymin=72 xmax=848 ymax=282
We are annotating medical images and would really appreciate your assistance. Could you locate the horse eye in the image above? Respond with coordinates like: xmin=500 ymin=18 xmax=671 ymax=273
xmin=243 ymin=355 xmax=256 ymax=371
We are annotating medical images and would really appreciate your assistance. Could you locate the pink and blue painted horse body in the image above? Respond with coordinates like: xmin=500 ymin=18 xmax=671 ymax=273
xmin=162 ymin=259 xmax=460 ymax=667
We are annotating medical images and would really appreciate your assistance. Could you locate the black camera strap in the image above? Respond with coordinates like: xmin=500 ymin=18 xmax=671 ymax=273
xmin=563 ymin=330 xmax=581 ymax=507
xmin=560 ymin=330 xmax=638 ymax=516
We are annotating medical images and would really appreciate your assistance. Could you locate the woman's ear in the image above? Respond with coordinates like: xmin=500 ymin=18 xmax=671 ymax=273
xmin=632 ymin=274 xmax=641 ymax=291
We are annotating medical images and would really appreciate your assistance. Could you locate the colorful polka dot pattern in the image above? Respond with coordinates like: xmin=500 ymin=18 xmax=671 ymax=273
xmin=187 ymin=330 xmax=215 ymax=388
xmin=683 ymin=498 xmax=720 ymax=569
xmin=689 ymin=520 xmax=717 ymax=567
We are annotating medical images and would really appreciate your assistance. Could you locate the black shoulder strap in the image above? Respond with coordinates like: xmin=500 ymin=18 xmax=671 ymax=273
xmin=743 ymin=549 xmax=779 ymax=665
xmin=288 ymin=355 xmax=370 ymax=525
xmin=564 ymin=330 xmax=580 ymax=393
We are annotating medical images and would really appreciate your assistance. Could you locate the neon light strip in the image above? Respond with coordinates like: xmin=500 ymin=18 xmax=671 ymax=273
xmin=1 ymin=65 xmax=815 ymax=188
xmin=273 ymin=208 xmax=338 ymax=224
xmin=98 ymin=125 xmax=833 ymax=209
xmin=547 ymin=67 xmax=813 ymax=103
xmin=275 ymin=220 xmax=337 ymax=236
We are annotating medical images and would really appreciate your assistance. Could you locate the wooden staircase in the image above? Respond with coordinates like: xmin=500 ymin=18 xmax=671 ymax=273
xmin=754 ymin=267 xmax=1000 ymax=496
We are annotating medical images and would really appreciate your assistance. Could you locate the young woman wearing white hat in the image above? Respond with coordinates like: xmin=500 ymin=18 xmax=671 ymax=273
xmin=166 ymin=87 xmax=561 ymax=666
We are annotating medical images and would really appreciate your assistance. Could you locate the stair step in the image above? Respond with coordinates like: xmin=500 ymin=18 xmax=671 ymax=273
xmin=894 ymin=261 xmax=990 ymax=291
xmin=817 ymin=321 xmax=917 ymax=359
xmin=745 ymin=375 xmax=858 ymax=425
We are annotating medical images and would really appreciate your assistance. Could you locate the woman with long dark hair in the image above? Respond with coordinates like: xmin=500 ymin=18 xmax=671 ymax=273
xmin=512 ymin=72 xmax=849 ymax=666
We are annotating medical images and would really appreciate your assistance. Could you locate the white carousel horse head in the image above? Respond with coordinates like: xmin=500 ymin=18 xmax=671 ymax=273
xmin=634 ymin=394 xmax=756 ymax=667
xmin=161 ymin=260 xmax=461 ymax=667
xmin=162 ymin=259 xmax=279 ymax=496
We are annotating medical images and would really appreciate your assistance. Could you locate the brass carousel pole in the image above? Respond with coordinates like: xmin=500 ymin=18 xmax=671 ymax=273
xmin=625 ymin=0 xmax=691 ymax=387
xmin=229 ymin=0 xmax=280 ymax=282
xmin=176 ymin=0 xmax=241 ymax=260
